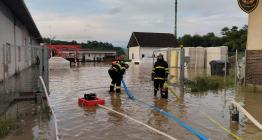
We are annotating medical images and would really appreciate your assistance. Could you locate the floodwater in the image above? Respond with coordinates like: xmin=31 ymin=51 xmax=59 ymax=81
xmin=0 ymin=65 xmax=53 ymax=140
xmin=49 ymin=61 xmax=262 ymax=140
xmin=1 ymin=101 xmax=53 ymax=140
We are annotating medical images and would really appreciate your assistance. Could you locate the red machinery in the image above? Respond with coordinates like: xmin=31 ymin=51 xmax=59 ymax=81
xmin=48 ymin=45 xmax=81 ymax=58
xmin=78 ymin=98 xmax=105 ymax=107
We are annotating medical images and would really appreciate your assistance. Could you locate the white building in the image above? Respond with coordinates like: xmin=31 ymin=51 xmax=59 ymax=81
xmin=127 ymin=32 xmax=178 ymax=63
xmin=59 ymin=49 xmax=117 ymax=62
xmin=0 ymin=0 xmax=42 ymax=82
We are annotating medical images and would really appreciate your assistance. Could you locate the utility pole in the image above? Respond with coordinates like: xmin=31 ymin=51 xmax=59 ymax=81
xmin=174 ymin=0 xmax=178 ymax=39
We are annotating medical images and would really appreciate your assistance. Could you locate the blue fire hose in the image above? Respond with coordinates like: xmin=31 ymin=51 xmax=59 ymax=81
xmin=121 ymin=80 xmax=209 ymax=140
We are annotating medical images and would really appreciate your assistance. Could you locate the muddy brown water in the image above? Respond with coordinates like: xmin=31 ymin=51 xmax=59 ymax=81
xmin=49 ymin=62 xmax=262 ymax=140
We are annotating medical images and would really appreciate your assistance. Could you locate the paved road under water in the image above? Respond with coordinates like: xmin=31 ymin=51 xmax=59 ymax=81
xmin=49 ymin=62 xmax=262 ymax=140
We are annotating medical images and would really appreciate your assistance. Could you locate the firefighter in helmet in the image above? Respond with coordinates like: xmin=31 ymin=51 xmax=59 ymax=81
xmin=152 ymin=53 xmax=169 ymax=98
xmin=108 ymin=61 xmax=129 ymax=93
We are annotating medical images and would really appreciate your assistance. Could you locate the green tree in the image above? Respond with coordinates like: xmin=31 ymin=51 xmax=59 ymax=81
xmin=179 ymin=25 xmax=248 ymax=52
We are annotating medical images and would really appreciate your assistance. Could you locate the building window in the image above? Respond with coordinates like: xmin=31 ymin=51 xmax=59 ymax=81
xmin=132 ymin=53 xmax=134 ymax=59
xmin=142 ymin=54 xmax=145 ymax=58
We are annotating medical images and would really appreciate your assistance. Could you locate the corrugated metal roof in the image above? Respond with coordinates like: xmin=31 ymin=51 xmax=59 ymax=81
xmin=2 ymin=0 xmax=42 ymax=42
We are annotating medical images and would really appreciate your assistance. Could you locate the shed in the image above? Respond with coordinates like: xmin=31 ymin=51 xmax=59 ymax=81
xmin=127 ymin=32 xmax=178 ymax=62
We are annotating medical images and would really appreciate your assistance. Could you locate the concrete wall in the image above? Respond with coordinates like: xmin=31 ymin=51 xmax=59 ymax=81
xmin=247 ymin=1 xmax=262 ymax=50
xmin=206 ymin=46 xmax=228 ymax=69
xmin=0 ymin=1 xmax=40 ymax=81
xmin=184 ymin=47 xmax=205 ymax=68
xmin=170 ymin=49 xmax=179 ymax=68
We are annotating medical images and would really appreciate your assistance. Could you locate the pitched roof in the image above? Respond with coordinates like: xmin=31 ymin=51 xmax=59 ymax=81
xmin=127 ymin=32 xmax=178 ymax=48
xmin=2 ymin=0 xmax=42 ymax=42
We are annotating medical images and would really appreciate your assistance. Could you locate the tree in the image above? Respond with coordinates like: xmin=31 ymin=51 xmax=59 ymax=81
xmin=179 ymin=25 xmax=248 ymax=52
xmin=221 ymin=26 xmax=246 ymax=51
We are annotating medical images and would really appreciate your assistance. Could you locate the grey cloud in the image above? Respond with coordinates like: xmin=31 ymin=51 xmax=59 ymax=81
xmin=25 ymin=0 xmax=248 ymax=47
xmin=107 ymin=7 xmax=122 ymax=15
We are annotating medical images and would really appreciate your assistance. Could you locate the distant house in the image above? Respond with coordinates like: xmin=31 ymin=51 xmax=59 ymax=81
xmin=127 ymin=32 xmax=178 ymax=62
xmin=48 ymin=45 xmax=117 ymax=62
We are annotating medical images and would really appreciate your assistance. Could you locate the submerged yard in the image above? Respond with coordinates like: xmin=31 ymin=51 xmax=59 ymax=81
xmin=48 ymin=62 xmax=262 ymax=140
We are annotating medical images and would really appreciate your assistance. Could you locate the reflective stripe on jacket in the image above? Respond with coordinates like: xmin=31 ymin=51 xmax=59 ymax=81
xmin=152 ymin=60 xmax=169 ymax=80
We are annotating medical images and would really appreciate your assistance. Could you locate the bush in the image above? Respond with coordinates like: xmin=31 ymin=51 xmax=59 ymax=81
xmin=188 ymin=75 xmax=234 ymax=92
xmin=0 ymin=118 xmax=15 ymax=137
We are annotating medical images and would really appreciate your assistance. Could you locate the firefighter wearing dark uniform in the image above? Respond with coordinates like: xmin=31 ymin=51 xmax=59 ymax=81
xmin=108 ymin=61 xmax=128 ymax=93
xmin=152 ymin=54 xmax=169 ymax=98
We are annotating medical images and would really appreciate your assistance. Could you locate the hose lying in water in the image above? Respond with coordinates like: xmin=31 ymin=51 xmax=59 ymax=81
xmin=121 ymin=80 xmax=209 ymax=140
xmin=231 ymin=100 xmax=262 ymax=130
xmin=98 ymin=104 xmax=177 ymax=140
xmin=202 ymin=112 xmax=242 ymax=140
xmin=164 ymin=83 xmax=180 ymax=100
xmin=40 ymin=76 xmax=60 ymax=140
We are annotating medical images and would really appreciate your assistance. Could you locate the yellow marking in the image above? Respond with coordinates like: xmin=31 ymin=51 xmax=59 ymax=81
xmin=203 ymin=112 xmax=242 ymax=140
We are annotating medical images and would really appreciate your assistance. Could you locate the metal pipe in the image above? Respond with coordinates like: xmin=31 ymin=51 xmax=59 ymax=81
xmin=39 ymin=76 xmax=60 ymax=140
xmin=98 ymin=104 xmax=177 ymax=140
xmin=235 ymin=50 xmax=238 ymax=85
xmin=224 ymin=47 xmax=228 ymax=81
xmin=231 ymin=100 xmax=262 ymax=130
xmin=180 ymin=46 xmax=185 ymax=84
xmin=174 ymin=0 xmax=178 ymax=39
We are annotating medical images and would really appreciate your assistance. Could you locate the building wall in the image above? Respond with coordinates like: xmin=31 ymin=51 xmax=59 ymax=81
xmin=140 ymin=47 xmax=160 ymax=58
xmin=129 ymin=46 xmax=171 ymax=63
xmin=205 ymin=46 xmax=228 ymax=69
xmin=83 ymin=53 xmax=105 ymax=61
xmin=0 ymin=1 xmax=15 ymax=45
xmin=0 ymin=1 xmax=40 ymax=81
xmin=184 ymin=47 xmax=206 ymax=68
xmin=129 ymin=46 xmax=166 ymax=60
xmin=245 ymin=2 xmax=262 ymax=85
xmin=128 ymin=46 xmax=140 ymax=60
xmin=247 ymin=1 xmax=262 ymax=50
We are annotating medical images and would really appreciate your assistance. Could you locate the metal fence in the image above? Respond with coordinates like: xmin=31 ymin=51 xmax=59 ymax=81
xmin=0 ymin=44 xmax=49 ymax=115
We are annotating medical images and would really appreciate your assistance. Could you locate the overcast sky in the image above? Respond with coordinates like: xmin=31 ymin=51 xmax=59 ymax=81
xmin=24 ymin=0 xmax=248 ymax=47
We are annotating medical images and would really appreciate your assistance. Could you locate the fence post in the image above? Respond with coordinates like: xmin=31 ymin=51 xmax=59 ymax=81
xmin=235 ymin=50 xmax=238 ymax=85
xmin=224 ymin=47 xmax=228 ymax=82
xmin=43 ymin=47 xmax=49 ymax=93
xmin=180 ymin=46 xmax=185 ymax=85
xmin=39 ymin=47 xmax=43 ymax=94
xmin=244 ymin=50 xmax=247 ymax=86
